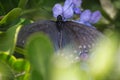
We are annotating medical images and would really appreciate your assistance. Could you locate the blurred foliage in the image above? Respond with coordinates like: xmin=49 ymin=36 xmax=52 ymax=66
xmin=25 ymin=32 xmax=54 ymax=80
xmin=0 ymin=53 xmax=30 ymax=80
xmin=0 ymin=0 xmax=120 ymax=80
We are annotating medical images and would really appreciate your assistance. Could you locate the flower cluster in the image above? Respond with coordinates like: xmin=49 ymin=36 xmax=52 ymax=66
xmin=52 ymin=0 xmax=101 ymax=27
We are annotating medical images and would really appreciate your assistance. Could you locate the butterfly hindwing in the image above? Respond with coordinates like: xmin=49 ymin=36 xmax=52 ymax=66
xmin=62 ymin=21 xmax=103 ymax=56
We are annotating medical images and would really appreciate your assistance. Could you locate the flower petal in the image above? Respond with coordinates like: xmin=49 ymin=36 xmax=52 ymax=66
xmin=89 ymin=10 xmax=102 ymax=24
xmin=73 ymin=0 xmax=82 ymax=7
xmin=64 ymin=0 xmax=73 ymax=8
xmin=63 ymin=6 xmax=74 ymax=19
xmin=80 ymin=9 xmax=92 ymax=22
xmin=63 ymin=0 xmax=74 ymax=19
xmin=73 ymin=7 xmax=81 ymax=14
xmin=52 ymin=4 xmax=63 ymax=18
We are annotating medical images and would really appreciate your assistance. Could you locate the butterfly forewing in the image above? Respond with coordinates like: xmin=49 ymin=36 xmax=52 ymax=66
xmin=17 ymin=20 xmax=60 ymax=50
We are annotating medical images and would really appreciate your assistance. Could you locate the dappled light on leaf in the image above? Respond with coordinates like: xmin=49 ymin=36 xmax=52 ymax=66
xmin=89 ymin=31 xmax=119 ymax=79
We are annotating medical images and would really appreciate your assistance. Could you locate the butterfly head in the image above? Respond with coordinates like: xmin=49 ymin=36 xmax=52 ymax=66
xmin=57 ymin=15 xmax=63 ymax=22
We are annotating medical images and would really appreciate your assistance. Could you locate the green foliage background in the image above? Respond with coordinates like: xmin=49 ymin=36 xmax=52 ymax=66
xmin=0 ymin=0 xmax=120 ymax=80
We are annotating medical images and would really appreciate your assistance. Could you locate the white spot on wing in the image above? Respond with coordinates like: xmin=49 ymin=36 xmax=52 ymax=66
xmin=79 ymin=51 xmax=82 ymax=55
xmin=83 ymin=45 xmax=86 ymax=49
xmin=22 ymin=40 xmax=24 ymax=44
xmin=88 ymin=44 xmax=91 ymax=48
xmin=75 ymin=56 xmax=79 ymax=60
xmin=79 ymin=45 xmax=82 ymax=49
xmin=73 ymin=50 xmax=77 ymax=53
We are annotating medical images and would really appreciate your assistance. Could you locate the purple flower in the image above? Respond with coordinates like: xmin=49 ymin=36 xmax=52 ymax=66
xmin=63 ymin=5 xmax=74 ymax=19
xmin=64 ymin=0 xmax=82 ymax=14
xmin=52 ymin=0 xmax=102 ymax=26
xmin=80 ymin=10 xmax=92 ymax=22
xmin=64 ymin=0 xmax=82 ymax=7
xmin=52 ymin=2 xmax=73 ymax=19
xmin=73 ymin=7 xmax=81 ymax=14
xmin=77 ymin=9 xmax=101 ymax=27
xmin=64 ymin=0 xmax=73 ymax=7
xmin=72 ymin=0 xmax=82 ymax=7
xmin=52 ymin=4 xmax=63 ymax=18
xmin=72 ymin=0 xmax=82 ymax=14
xmin=80 ymin=53 xmax=88 ymax=61
xmin=52 ymin=0 xmax=82 ymax=19
xmin=89 ymin=11 xmax=102 ymax=24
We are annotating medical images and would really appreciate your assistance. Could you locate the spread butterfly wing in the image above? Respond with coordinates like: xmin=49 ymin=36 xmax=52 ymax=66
xmin=63 ymin=21 xmax=103 ymax=55
xmin=17 ymin=20 xmax=60 ymax=50
xmin=17 ymin=20 xmax=104 ymax=57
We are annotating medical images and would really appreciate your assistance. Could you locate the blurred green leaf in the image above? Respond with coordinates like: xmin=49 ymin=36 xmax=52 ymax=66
xmin=0 ymin=61 xmax=14 ymax=80
xmin=30 ymin=69 xmax=43 ymax=80
xmin=15 ymin=47 xmax=26 ymax=55
xmin=0 ymin=8 xmax=22 ymax=26
xmin=0 ymin=53 xmax=30 ymax=80
xmin=0 ymin=0 xmax=19 ymax=15
xmin=13 ymin=59 xmax=30 ymax=80
xmin=50 ymin=55 xmax=90 ymax=80
xmin=15 ymin=73 xmax=30 ymax=80
xmin=26 ymin=0 xmax=63 ymax=8
xmin=13 ymin=59 xmax=30 ymax=72
xmin=0 ymin=53 xmax=16 ymax=80
xmin=20 ymin=0 xmax=64 ymax=20
xmin=18 ymin=0 xmax=28 ymax=9
xmin=0 ymin=19 xmax=24 ymax=54
xmin=113 ymin=0 xmax=120 ymax=9
xmin=0 ymin=53 xmax=16 ymax=68
xmin=25 ymin=32 xmax=54 ymax=80
xmin=100 ymin=0 xmax=117 ymax=19
xmin=82 ymin=0 xmax=101 ymax=11
xmin=89 ymin=32 xmax=118 ymax=80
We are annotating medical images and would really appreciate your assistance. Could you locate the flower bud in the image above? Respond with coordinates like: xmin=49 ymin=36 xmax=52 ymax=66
xmin=73 ymin=7 xmax=81 ymax=14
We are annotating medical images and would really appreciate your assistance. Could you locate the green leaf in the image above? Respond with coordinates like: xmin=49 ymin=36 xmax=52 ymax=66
xmin=25 ymin=32 xmax=54 ymax=80
xmin=13 ymin=59 xmax=30 ymax=72
xmin=0 ymin=0 xmax=19 ymax=15
xmin=0 ymin=53 xmax=8 ymax=61
xmin=0 ymin=8 xmax=22 ymax=26
xmin=0 ymin=53 xmax=30 ymax=80
xmin=15 ymin=73 xmax=30 ymax=80
xmin=113 ymin=0 xmax=120 ymax=9
xmin=18 ymin=0 xmax=28 ymax=9
xmin=0 ymin=61 xmax=15 ymax=80
xmin=15 ymin=46 xmax=26 ymax=55
xmin=0 ymin=19 xmax=24 ymax=54
xmin=0 ymin=53 xmax=16 ymax=80
xmin=30 ymin=69 xmax=43 ymax=80
xmin=89 ymin=32 xmax=118 ymax=79
xmin=0 ymin=53 xmax=16 ymax=67
xmin=20 ymin=0 xmax=63 ymax=20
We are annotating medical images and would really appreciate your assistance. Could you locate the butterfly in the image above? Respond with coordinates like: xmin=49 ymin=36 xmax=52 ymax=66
xmin=16 ymin=15 xmax=104 ymax=61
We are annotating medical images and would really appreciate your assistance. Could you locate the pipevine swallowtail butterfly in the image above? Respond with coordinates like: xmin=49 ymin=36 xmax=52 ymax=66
xmin=16 ymin=15 xmax=104 ymax=61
